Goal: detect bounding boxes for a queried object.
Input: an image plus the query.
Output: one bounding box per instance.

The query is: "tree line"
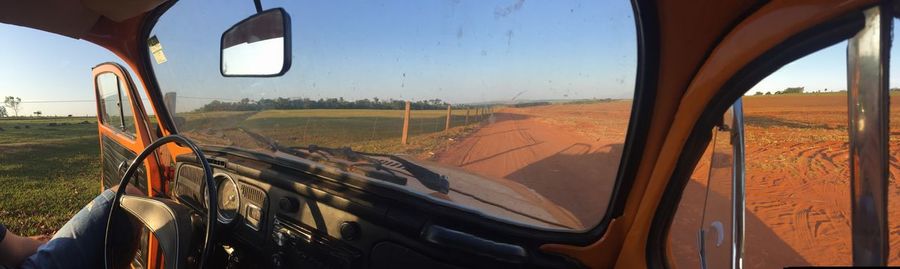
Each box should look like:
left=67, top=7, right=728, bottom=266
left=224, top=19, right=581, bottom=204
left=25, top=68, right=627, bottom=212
left=751, top=86, right=850, bottom=96
left=194, top=97, right=470, bottom=112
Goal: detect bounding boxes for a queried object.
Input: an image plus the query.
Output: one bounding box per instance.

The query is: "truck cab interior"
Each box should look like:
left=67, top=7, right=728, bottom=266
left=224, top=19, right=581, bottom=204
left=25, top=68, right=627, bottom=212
left=0, top=0, right=896, bottom=268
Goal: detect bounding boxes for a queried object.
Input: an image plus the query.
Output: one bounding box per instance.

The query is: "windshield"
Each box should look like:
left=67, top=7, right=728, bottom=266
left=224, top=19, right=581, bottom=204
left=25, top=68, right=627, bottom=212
left=148, top=0, right=636, bottom=231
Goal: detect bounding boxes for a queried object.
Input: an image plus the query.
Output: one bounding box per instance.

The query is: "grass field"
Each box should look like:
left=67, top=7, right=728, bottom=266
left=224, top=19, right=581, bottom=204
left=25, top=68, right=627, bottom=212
left=178, top=108, right=487, bottom=156
left=0, top=109, right=489, bottom=236
left=0, top=117, right=100, bottom=236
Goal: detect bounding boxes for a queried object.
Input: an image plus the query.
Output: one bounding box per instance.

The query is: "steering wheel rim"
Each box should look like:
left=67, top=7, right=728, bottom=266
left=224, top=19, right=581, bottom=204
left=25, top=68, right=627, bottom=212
left=104, top=134, right=218, bottom=269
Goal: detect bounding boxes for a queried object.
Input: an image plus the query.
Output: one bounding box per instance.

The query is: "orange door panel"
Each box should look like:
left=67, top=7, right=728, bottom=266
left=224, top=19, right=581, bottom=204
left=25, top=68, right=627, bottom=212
left=92, top=62, right=164, bottom=269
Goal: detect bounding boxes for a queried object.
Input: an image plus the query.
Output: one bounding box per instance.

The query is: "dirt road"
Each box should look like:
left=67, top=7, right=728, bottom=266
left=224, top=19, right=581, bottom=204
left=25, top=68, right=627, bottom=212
left=436, top=96, right=899, bottom=268
left=671, top=95, right=900, bottom=268
left=434, top=103, right=630, bottom=228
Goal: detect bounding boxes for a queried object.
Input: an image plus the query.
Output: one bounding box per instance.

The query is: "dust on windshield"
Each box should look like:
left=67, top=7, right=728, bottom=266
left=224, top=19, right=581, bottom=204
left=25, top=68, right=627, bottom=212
left=149, top=0, right=636, bottom=231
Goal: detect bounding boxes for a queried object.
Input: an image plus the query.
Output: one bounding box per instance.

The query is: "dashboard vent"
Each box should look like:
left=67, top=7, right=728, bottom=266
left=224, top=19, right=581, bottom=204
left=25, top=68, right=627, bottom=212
left=208, top=158, right=227, bottom=167
left=178, top=165, right=204, bottom=188
left=240, top=183, right=266, bottom=205
left=175, top=165, right=205, bottom=206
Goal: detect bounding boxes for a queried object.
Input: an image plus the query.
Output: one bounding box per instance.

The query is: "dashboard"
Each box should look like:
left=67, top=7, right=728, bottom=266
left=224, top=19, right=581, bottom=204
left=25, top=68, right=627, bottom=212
left=171, top=151, right=580, bottom=269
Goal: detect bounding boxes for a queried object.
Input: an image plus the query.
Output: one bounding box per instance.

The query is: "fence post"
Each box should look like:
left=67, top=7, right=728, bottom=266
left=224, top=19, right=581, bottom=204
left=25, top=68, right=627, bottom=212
left=401, top=101, right=411, bottom=145
left=465, top=109, right=469, bottom=125
left=444, top=105, right=452, bottom=132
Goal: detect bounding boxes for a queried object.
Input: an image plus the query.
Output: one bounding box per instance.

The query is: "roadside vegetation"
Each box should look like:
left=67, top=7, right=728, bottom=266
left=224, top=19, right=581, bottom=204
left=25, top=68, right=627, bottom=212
left=0, top=117, right=100, bottom=236
left=178, top=108, right=488, bottom=158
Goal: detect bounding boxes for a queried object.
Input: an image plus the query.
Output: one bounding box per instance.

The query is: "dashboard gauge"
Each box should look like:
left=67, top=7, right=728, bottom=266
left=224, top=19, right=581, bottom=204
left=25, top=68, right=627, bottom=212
left=216, top=174, right=241, bottom=224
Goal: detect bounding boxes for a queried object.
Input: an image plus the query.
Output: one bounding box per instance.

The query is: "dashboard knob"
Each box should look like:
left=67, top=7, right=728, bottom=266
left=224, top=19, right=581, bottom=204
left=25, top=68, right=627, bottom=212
left=339, top=221, right=361, bottom=241
left=278, top=197, right=299, bottom=212
left=274, top=231, right=286, bottom=247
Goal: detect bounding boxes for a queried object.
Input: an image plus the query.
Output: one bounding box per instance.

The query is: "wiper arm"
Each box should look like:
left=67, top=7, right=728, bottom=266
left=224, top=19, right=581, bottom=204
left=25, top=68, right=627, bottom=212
left=388, top=156, right=450, bottom=194
left=234, top=129, right=408, bottom=186
left=303, top=145, right=450, bottom=194
left=229, top=130, right=447, bottom=193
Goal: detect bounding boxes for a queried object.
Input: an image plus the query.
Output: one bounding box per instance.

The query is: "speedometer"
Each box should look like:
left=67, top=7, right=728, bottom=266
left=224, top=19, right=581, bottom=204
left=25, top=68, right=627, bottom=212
left=215, top=174, right=240, bottom=224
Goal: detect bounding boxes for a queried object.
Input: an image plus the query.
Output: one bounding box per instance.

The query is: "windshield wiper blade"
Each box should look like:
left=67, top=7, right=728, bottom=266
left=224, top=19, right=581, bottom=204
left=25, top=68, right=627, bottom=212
left=301, top=144, right=450, bottom=194
left=232, top=128, right=408, bottom=186
left=387, top=156, right=450, bottom=194
left=229, top=129, right=447, bottom=193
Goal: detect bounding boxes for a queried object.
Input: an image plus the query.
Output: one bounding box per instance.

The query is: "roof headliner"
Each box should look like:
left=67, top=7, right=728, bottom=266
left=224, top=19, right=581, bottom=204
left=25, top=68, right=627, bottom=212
left=0, top=0, right=166, bottom=39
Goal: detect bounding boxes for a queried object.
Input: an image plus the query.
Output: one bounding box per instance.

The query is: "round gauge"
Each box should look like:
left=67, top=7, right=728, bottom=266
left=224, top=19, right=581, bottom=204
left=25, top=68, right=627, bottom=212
left=215, top=174, right=240, bottom=224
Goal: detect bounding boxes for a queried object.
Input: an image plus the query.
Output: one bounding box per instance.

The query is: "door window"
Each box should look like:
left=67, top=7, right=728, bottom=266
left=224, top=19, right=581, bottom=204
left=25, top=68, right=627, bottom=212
left=96, top=72, right=137, bottom=137
left=670, top=42, right=853, bottom=268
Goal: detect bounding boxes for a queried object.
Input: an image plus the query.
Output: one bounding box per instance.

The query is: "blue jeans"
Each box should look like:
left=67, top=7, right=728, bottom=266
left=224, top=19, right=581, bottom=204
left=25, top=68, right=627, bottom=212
left=20, top=189, right=125, bottom=269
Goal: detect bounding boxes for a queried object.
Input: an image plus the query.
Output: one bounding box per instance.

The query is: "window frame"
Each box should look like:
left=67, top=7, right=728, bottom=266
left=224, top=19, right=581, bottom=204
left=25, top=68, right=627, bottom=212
left=135, top=0, right=657, bottom=244
left=648, top=8, right=870, bottom=269
left=96, top=71, right=137, bottom=138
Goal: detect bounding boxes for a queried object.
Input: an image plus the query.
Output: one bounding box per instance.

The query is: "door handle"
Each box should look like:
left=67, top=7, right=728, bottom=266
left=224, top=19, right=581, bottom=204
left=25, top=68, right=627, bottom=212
left=698, top=220, right=725, bottom=269
left=118, top=160, right=131, bottom=175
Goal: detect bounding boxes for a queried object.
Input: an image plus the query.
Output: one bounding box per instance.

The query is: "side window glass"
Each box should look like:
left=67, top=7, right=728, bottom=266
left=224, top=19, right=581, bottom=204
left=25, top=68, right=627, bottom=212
left=888, top=17, right=900, bottom=267
left=96, top=72, right=136, bottom=137
left=119, top=79, right=136, bottom=135
left=671, top=42, right=852, bottom=268
left=698, top=105, right=738, bottom=269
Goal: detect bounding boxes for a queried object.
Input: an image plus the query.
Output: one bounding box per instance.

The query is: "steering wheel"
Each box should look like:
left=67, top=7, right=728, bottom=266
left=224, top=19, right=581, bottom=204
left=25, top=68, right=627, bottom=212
left=104, top=135, right=218, bottom=269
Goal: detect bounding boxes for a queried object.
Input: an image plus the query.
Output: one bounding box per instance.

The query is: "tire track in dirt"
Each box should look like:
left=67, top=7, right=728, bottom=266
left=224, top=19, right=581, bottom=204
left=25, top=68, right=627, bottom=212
left=434, top=106, right=626, bottom=227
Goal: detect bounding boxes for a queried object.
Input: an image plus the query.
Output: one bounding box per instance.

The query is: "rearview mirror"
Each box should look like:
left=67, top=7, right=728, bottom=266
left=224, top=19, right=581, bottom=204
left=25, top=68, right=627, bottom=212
left=220, top=8, right=291, bottom=77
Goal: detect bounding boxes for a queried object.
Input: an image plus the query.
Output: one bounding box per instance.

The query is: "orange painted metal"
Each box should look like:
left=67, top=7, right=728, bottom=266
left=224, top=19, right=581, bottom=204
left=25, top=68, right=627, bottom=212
left=72, top=1, right=881, bottom=269
left=92, top=63, right=163, bottom=195
left=92, top=62, right=166, bottom=269
left=541, top=1, right=877, bottom=268
left=86, top=18, right=168, bottom=268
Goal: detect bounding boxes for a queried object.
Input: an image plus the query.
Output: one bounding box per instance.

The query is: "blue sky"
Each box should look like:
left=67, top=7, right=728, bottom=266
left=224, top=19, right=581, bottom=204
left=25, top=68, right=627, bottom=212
left=0, top=1, right=897, bottom=116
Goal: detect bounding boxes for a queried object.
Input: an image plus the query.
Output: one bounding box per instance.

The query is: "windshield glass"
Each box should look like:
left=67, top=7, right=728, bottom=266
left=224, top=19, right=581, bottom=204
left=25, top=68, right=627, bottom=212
left=149, top=0, right=636, bottom=230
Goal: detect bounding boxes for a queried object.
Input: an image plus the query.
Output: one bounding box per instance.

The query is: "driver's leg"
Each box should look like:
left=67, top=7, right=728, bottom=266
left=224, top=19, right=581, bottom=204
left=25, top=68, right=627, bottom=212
left=20, top=186, right=139, bottom=269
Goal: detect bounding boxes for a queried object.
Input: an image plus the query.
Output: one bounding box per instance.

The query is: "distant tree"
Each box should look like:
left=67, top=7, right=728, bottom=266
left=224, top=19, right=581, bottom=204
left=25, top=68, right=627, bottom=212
left=753, top=92, right=763, bottom=96
left=33, top=111, right=42, bottom=117
left=4, top=96, right=22, bottom=117
left=782, top=87, right=804, bottom=94
left=765, top=91, right=772, bottom=95
left=67, top=114, right=73, bottom=117
left=196, top=97, right=451, bottom=112
left=0, top=107, right=6, bottom=117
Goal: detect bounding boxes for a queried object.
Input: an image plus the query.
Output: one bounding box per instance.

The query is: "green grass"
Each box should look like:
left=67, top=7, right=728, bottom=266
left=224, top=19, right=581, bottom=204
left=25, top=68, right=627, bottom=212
left=0, top=117, right=101, bottom=236
left=0, top=110, right=489, bottom=235
left=178, top=109, right=487, bottom=154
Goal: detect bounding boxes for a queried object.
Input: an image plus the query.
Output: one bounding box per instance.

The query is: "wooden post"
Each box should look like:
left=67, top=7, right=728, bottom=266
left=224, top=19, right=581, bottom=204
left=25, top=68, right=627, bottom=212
left=163, top=92, right=177, bottom=120
left=465, top=109, right=469, bottom=125
left=401, top=101, right=411, bottom=145
left=444, top=105, right=452, bottom=132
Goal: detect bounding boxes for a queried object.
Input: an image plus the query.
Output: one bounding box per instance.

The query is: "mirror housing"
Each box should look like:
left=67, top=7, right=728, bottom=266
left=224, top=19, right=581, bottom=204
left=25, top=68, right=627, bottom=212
left=220, top=8, right=292, bottom=77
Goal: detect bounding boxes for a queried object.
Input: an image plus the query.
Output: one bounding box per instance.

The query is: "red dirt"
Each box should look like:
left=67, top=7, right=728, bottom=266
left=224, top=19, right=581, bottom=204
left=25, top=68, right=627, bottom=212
left=435, top=95, right=900, bottom=268
left=434, top=102, right=631, bottom=228
left=671, top=94, right=900, bottom=268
